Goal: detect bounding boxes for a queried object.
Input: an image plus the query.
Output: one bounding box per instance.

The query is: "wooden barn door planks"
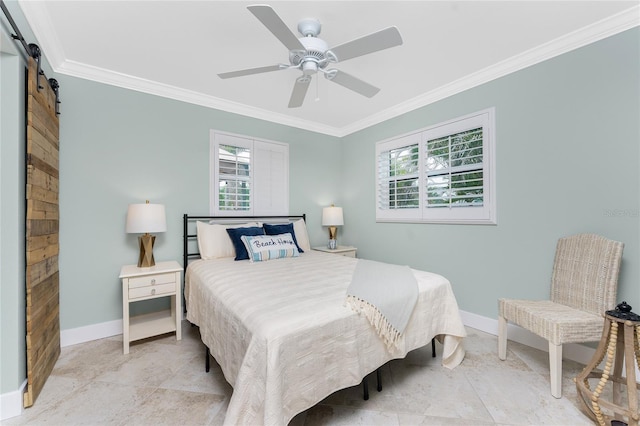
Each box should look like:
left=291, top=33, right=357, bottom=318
left=24, top=56, right=61, bottom=408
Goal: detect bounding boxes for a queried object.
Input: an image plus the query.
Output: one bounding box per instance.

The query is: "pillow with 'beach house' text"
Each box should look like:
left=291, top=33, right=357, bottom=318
left=240, top=233, right=300, bottom=262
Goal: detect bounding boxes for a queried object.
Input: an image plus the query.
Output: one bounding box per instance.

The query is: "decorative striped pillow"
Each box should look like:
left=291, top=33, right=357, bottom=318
left=240, top=233, right=300, bottom=262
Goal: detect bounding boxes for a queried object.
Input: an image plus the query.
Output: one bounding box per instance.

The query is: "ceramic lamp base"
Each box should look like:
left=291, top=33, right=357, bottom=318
left=137, top=233, right=156, bottom=268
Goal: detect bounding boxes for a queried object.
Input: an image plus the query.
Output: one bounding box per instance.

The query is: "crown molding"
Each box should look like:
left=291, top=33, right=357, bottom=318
left=18, top=0, right=65, bottom=70
left=20, top=2, right=639, bottom=138
left=340, top=5, right=640, bottom=136
left=56, top=59, right=342, bottom=137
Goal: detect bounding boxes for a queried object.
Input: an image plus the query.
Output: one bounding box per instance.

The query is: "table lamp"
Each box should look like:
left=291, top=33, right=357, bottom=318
left=322, top=205, right=343, bottom=250
left=126, top=201, right=166, bottom=267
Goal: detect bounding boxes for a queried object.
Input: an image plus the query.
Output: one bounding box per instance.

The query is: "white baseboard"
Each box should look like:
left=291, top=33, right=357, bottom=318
left=0, top=379, right=26, bottom=421
left=60, top=319, right=122, bottom=348
left=1, top=321, right=122, bottom=420
left=3, top=310, right=638, bottom=420
left=460, top=309, right=640, bottom=378
left=459, top=309, right=596, bottom=364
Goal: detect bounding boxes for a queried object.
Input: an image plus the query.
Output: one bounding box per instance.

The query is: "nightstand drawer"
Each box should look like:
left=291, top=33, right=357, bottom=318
left=312, top=246, right=357, bottom=258
left=129, top=282, right=176, bottom=299
left=120, top=261, right=183, bottom=354
left=128, top=272, right=176, bottom=289
left=339, top=251, right=356, bottom=258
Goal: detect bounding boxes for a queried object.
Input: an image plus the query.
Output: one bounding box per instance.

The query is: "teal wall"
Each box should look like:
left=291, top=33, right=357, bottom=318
left=340, top=28, right=639, bottom=318
left=1, top=0, right=638, bottom=401
left=0, top=49, right=27, bottom=394
left=55, top=76, right=341, bottom=328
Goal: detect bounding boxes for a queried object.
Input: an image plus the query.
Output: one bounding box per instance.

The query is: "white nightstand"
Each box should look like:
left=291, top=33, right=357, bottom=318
left=119, top=260, right=183, bottom=354
left=313, top=245, right=357, bottom=258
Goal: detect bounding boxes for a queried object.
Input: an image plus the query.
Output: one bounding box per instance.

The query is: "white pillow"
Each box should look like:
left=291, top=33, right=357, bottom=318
left=241, top=233, right=300, bottom=262
left=196, top=221, right=258, bottom=259
left=292, top=219, right=311, bottom=252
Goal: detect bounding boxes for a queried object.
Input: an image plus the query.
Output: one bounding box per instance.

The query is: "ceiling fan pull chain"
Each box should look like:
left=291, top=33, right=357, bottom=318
left=315, top=74, right=320, bottom=102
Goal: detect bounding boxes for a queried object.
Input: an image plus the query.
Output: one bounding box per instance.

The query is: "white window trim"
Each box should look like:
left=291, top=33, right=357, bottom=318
left=376, top=108, right=496, bottom=225
left=210, top=130, right=289, bottom=217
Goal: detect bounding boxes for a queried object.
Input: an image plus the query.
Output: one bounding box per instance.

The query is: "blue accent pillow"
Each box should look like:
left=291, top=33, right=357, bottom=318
left=263, top=223, right=304, bottom=253
left=226, top=227, right=265, bottom=260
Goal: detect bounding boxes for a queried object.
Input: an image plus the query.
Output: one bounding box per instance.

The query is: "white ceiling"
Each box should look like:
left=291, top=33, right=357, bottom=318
left=19, top=1, right=639, bottom=137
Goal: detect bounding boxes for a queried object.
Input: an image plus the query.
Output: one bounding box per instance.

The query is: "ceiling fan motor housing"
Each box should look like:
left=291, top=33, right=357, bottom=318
left=290, top=36, right=330, bottom=75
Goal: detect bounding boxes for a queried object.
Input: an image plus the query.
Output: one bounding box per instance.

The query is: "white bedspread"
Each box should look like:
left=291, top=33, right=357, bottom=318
left=185, top=251, right=466, bottom=426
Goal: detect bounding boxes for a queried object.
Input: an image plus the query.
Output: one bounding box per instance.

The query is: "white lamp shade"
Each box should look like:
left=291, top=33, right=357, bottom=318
left=126, top=203, right=167, bottom=234
left=322, top=206, right=344, bottom=226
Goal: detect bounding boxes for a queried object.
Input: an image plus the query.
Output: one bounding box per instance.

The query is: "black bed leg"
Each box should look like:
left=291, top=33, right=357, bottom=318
left=376, top=368, right=382, bottom=392
left=431, top=337, right=436, bottom=358
left=362, top=376, right=370, bottom=400
left=205, top=346, right=210, bottom=373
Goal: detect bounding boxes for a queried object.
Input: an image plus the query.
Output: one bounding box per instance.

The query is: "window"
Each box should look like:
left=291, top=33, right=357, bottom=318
left=211, top=131, right=289, bottom=216
left=376, top=108, right=496, bottom=224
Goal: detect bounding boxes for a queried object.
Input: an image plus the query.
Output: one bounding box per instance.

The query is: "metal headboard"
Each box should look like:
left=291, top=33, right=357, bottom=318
left=182, top=214, right=306, bottom=270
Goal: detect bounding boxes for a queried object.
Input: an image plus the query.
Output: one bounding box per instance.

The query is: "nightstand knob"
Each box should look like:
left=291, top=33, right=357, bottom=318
left=151, top=288, right=156, bottom=295
left=151, top=279, right=156, bottom=285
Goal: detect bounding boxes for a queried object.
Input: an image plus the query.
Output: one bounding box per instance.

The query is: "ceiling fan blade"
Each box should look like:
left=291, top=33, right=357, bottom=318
left=247, top=5, right=305, bottom=52
left=288, top=77, right=311, bottom=108
left=326, top=70, right=380, bottom=98
left=218, top=65, right=283, bottom=79
left=329, top=26, right=403, bottom=62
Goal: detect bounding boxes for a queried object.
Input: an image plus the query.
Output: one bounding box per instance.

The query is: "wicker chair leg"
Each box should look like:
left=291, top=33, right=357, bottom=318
left=549, top=342, right=562, bottom=398
left=498, top=316, right=507, bottom=360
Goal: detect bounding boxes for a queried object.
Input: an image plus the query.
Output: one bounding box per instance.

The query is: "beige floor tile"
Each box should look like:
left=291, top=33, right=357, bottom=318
left=121, top=388, right=226, bottom=426
left=3, top=322, right=609, bottom=426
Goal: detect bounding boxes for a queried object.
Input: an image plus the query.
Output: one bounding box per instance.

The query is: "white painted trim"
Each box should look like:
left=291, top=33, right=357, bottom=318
left=16, top=0, right=65, bottom=71
left=58, top=308, right=632, bottom=369
left=60, top=318, right=122, bottom=348
left=19, top=3, right=640, bottom=137
left=3, top=309, right=638, bottom=420
left=340, top=6, right=640, bottom=137
left=0, top=379, right=26, bottom=421
left=460, top=309, right=640, bottom=379
left=55, top=60, right=342, bottom=138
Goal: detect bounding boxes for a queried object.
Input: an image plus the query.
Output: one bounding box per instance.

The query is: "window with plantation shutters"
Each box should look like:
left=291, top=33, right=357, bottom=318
left=425, top=127, right=484, bottom=208
left=376, top=133, right=422, bottom=221
left=211, top=131, right=289, bottom=216
left=218, top=143, right=251, bottom=211
left=376, top=108, right=496, bottom=224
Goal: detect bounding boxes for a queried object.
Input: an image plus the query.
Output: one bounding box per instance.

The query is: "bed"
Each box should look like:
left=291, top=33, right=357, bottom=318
left=183, top=214, right=466, bottom=425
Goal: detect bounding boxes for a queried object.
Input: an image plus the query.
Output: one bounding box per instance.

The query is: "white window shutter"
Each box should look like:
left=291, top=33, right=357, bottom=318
left=253, top=140, right=289, bottom=215
left=376, top=132, right=422, bottom=221
left=210, top=131, right=289, bottom=216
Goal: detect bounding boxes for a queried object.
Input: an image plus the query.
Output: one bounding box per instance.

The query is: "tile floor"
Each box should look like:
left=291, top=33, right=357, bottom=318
left=3, top=321, right=599, bottom=425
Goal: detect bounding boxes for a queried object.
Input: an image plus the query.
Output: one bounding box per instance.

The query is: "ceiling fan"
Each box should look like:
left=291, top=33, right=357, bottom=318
left=218, top=5, right=403, bottom=108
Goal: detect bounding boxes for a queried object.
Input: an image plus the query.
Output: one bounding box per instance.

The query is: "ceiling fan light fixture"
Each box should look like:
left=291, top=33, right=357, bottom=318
left=302, top=61, right=318, bottom=76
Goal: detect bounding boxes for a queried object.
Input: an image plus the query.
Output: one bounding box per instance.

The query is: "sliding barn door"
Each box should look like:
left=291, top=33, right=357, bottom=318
left=24, top=56, right=60, bottom=408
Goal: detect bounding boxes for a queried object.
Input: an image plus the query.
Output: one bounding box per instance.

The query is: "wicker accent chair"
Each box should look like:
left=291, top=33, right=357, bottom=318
left=498, top=233, right=624, bottom=399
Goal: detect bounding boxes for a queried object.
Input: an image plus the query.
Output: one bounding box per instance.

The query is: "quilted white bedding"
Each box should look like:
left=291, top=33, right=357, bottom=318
left=185, top=250, right=466, bottom=425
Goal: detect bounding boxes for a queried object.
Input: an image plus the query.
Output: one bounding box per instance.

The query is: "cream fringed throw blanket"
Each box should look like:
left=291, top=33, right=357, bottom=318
left=346, top=259, right=418, bottom=350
